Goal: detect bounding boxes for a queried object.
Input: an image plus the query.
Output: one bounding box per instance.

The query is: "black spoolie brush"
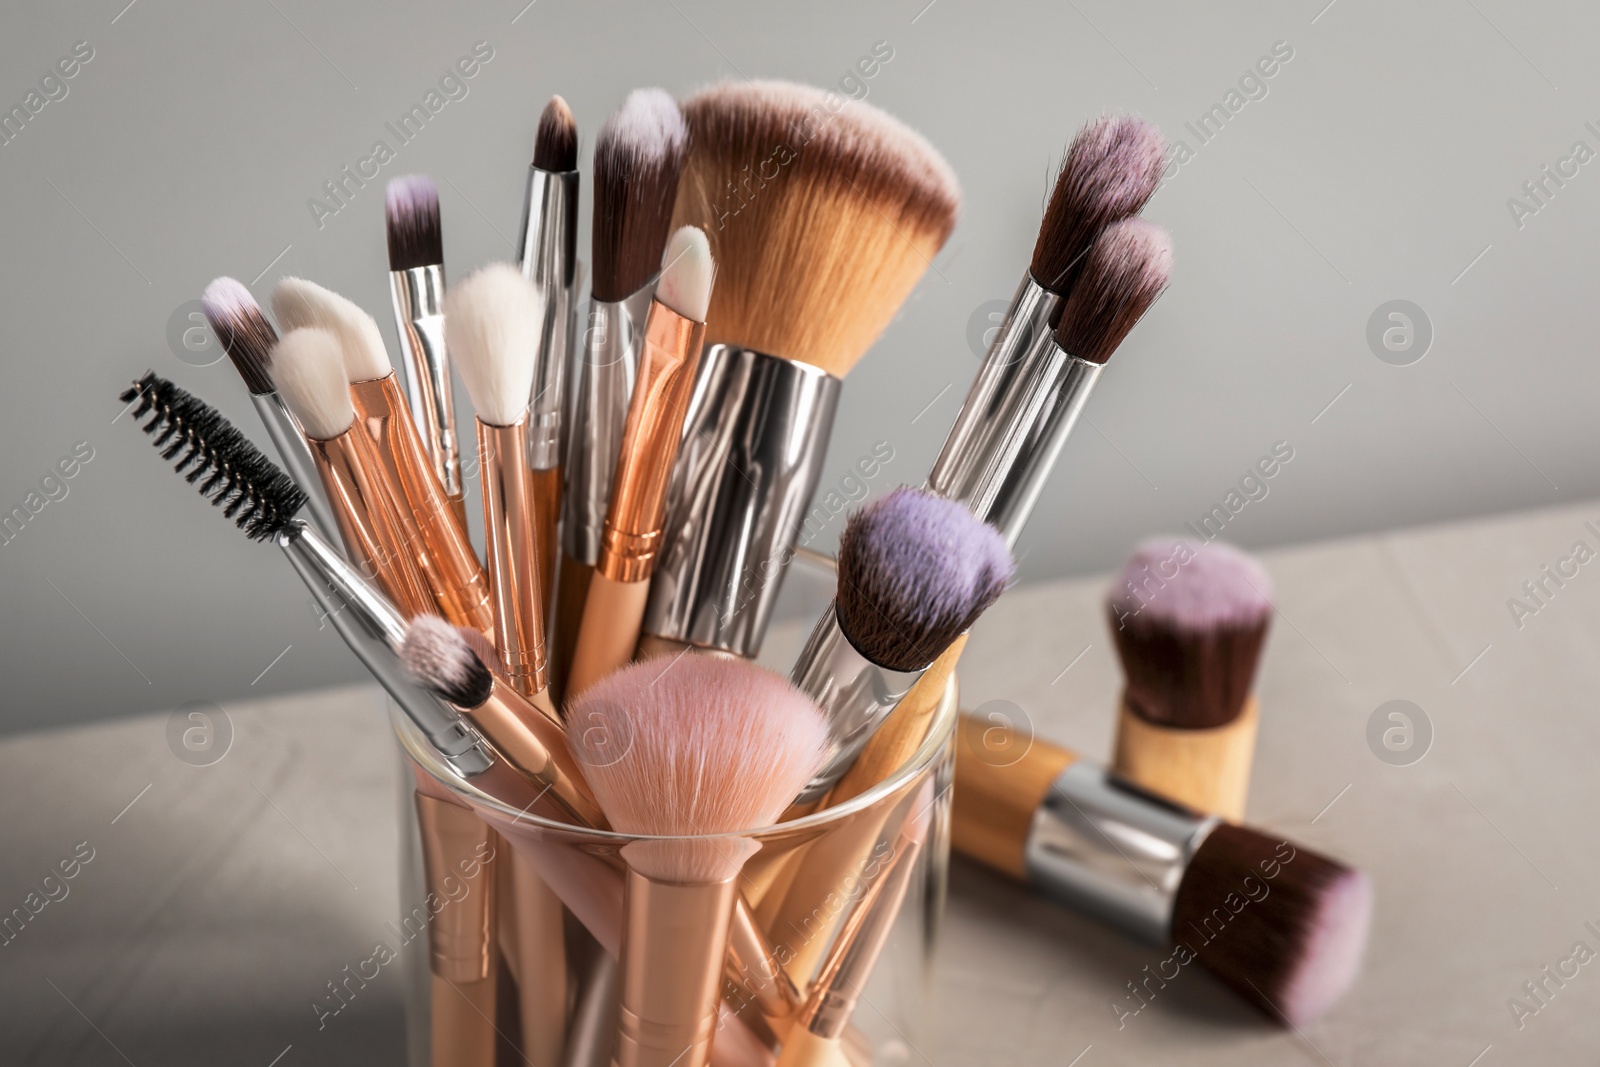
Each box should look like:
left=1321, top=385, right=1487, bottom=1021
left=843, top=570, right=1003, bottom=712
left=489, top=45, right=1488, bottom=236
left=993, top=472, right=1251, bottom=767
left=120, top=372, right=306, bottom=540
left=117, top=372, right=501, bottom=779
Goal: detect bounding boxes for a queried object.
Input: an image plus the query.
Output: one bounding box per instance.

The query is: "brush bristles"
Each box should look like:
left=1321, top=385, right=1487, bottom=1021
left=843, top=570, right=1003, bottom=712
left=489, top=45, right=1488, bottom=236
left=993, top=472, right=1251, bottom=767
left=1107, top=538, right=1271, bottom=729
left=674, top=80, right=960, bottom=377
left=592, top=88, right=688, bottom=301
left=201, top=277, right=278, bottom=395
left=269, top=327, right=355, bottom=440
left=1173, top=825, right=1371, bottom=1027
left=1054, top=218, right=1170, bottom=365
left=385, top=175, right=443, bottom=271
left=533, top=95, right=578, bottom=172
left=1031, top=114, right=1165, bottom=296
left=401, top=615, right=494, bottom=708
left=119, top=372, right=307, bottom=540
left=654, top=225, right=714, bottom=322
left=271, top=277, right=392, bottom=383
left=835, top=487, right=1014, bottom=672
left=567, top=656, right=828, bottom=881
left=442, top=263, right=543, bottom=427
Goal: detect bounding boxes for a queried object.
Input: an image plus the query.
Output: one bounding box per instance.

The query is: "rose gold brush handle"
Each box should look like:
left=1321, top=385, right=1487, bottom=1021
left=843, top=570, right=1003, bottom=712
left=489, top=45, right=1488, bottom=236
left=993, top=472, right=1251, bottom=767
left=567, top=305, right=704, bottom=698
left=616, top=867, right=740, bottom=1067
left=530, top=464, right=562, bottom=642
left=478, top=417, right=549, bottom=697
left=308, top=430, right=433, bottom=617
left=353, top=375, right=492, bottom=633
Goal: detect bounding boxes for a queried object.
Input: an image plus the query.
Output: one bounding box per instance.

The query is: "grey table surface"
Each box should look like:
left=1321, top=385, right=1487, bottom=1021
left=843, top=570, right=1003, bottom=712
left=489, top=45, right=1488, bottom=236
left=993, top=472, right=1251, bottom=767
left=5, top=499, right=1600, bottom=1065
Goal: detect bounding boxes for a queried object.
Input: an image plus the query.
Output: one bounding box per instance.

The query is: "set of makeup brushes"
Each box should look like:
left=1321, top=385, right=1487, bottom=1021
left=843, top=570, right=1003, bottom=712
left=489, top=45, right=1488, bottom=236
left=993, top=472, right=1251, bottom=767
left=117, top=78, right=1370, bottom=1067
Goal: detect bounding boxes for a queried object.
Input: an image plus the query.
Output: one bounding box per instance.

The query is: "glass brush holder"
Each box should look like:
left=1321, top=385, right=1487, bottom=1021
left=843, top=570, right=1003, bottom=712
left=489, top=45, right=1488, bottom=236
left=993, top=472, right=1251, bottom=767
left=391, top=672, right=957, bottom=1067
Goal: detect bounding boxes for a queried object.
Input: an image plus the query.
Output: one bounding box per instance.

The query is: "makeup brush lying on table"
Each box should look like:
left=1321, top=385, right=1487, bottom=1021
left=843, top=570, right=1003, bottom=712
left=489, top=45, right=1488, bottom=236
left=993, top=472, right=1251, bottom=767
left=640, top=79, right=961, bottom=662
left=1108, top=538, right=1273, bottom=821
left=566, top=655, right=829, bottom=1067
left=832, top=217, right=1173, bottom=806
left=952, top=713, right=1371, bottom=1026
left=516, top=97, right=582, bottom=613
left=565, top=225, right=713, bottom=697
left=200, top=277, right=340, bottom=541
left=558, top=88, right=688, bottom=694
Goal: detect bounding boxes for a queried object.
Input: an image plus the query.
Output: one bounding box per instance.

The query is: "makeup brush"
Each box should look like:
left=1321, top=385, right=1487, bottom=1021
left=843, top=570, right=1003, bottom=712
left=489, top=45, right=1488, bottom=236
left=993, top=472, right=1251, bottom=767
left=401, top=615, right=602, bottom=825
left=567, top=655, right=828, bottom=1067
left=776, top=786, right=933, bottom=1067
left=928, top=114, right=1163, bottom=543
left=836, top=218, right=1173, bottom=809
left=762, top=487, right=1008, bottom=984
left=385, top=175, right=469, bottom=530
left=641, top=80, right=960, bottom=662
left=951, top=713, right=1371, bottom=1026
left=1108, top=538, right=1273, bottom=821
left=274, top=277, right=493, bottom=634
left=445, top=263, right=550, bottom=697
left=409, top=616, right=807, bottom=1028
left=117, top=372, right=574, bottom=1067
left=565, top=226, right=713, bottom=697
left=200, top=277, right=341, bottom=542
left=268, top=327, right=433, bottom=616
left=518, top=96, right=582, bottom=621
left=790, top=487, right=1013, bottom=805
left=558, top=88, right=688, bottom=695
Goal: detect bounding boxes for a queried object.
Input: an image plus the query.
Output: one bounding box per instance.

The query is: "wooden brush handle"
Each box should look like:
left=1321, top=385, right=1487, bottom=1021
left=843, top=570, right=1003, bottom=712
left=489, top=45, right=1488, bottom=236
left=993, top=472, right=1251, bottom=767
left=1111, top=693, right=1258, bottom=822
left=567, top=572, right=650, bottom=698
left=827, top=635, right=967, bottom=805
left=551, top=550, right=593, bottom=705
left=950, top=712, right=1076, bottom=881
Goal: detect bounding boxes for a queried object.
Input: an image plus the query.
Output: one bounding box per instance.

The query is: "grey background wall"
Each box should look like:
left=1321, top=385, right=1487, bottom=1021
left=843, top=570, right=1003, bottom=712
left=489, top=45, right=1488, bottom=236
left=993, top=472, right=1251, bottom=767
left=1, top=0, right=1595, bottom=734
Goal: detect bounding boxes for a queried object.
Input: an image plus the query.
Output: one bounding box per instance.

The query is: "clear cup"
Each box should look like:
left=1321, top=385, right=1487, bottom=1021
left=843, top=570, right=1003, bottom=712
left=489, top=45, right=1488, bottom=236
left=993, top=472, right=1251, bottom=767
left=392, top=672, right=957, bottom=1067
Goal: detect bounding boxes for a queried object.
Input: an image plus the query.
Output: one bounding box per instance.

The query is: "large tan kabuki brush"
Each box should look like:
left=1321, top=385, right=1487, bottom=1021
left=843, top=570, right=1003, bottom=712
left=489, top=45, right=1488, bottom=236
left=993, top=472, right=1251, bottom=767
left=642, top=80, right=960, bottom=661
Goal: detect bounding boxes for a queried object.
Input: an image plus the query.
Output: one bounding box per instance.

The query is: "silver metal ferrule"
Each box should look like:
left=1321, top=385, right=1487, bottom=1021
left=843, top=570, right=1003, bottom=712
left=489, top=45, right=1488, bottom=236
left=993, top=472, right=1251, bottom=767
left=561, top=286, right=654, bottom=564
left=518, top=167, right=578, bottom=470
left=643, top=345, right=842, bottom=659
left=927, top=273, right=1106, bottom=547
left=789, top=604, right=924, bottom=803
left=251, top=391, right=340, bottom=545
left=1023, top=761, right=1220, bottom=945
left=275, top=520, right=493, bottom=776
left=388, top=264, right=464, bottom=500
